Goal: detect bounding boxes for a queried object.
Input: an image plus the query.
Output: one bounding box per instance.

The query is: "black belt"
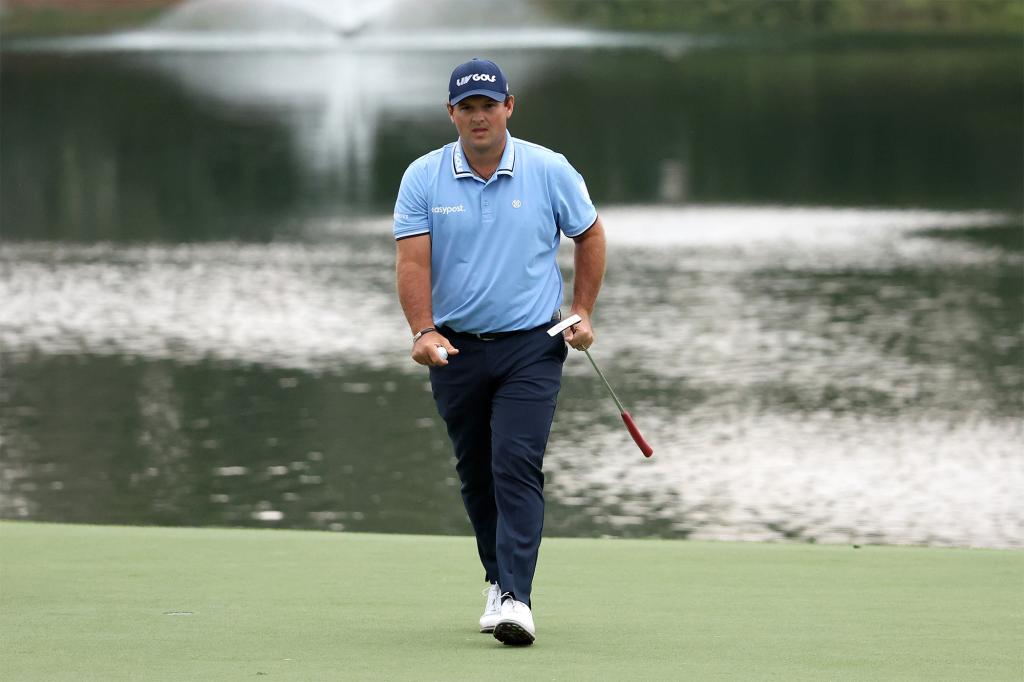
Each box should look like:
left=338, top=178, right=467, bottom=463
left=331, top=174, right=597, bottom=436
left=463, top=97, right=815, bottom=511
left=438, top=313, right=561, bottom=342
left=437, top=326, right=527, bottom=341
left=439, top=317, right=562, bottom=341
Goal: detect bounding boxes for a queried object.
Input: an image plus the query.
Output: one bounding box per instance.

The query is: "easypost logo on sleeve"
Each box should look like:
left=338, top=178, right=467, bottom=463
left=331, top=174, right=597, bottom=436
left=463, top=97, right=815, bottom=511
left=432, top=204, right=466, bottom=215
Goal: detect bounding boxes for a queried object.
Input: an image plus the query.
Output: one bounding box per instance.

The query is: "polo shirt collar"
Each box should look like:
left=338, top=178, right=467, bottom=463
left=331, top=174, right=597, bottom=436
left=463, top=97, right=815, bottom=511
left=452, top=132, right=516, bottom=180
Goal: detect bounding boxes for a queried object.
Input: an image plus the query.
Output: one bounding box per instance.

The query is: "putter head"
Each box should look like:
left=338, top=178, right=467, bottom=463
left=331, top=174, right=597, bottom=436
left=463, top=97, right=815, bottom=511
left=546, top=313, right=583, bottom=337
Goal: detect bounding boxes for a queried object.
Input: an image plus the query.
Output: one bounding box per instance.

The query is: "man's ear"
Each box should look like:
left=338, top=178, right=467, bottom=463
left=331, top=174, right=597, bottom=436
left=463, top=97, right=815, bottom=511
left=504, top=95, right=515, bottom=117
left=446, top=102, right=455, bottom=121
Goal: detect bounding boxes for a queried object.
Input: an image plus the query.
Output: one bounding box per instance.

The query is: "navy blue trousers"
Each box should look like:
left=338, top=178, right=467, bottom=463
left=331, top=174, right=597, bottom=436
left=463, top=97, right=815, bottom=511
left=429, top=324, right=567, bottom=607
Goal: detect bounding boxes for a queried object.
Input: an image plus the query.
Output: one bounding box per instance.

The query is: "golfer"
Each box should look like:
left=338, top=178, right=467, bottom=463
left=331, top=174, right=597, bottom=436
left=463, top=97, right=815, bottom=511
left=393, top=58, right=606, bottom=646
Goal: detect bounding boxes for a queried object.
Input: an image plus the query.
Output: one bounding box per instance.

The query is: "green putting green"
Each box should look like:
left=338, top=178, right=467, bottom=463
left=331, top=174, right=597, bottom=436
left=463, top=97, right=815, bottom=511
left=1, top=522, right=1020, bottom=680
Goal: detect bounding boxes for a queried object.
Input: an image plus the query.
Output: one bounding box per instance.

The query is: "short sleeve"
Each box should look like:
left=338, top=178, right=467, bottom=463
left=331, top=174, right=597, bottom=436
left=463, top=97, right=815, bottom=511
left=549, top=155, right=598, bottom=238
left=393, top=161, right=430, bottom=240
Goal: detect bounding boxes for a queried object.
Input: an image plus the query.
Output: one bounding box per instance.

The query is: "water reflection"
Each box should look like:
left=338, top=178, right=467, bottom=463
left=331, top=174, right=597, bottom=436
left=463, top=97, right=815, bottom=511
left=1, top=359, right=465, bottom=531
left=3, top=357, right=1020, bottom=547
left=2, top=207, right=1014, bottom=373
left=1, top=207, right=1020, bottom=546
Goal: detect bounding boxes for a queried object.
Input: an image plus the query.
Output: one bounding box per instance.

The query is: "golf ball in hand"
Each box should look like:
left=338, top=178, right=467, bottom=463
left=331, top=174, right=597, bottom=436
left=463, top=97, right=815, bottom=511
left=436, top=346, right=448, bottom=361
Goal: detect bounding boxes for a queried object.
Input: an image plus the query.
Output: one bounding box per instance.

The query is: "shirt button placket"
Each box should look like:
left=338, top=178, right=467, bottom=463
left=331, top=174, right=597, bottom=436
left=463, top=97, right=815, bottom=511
left=481, top=187, right=493, bottom=223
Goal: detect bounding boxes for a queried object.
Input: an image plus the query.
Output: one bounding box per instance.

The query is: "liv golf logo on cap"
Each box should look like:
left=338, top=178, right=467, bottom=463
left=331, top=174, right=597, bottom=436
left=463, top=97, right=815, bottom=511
left=448, top=58, right=510, bottom=105
left=456, top=73, right=497, bottom=87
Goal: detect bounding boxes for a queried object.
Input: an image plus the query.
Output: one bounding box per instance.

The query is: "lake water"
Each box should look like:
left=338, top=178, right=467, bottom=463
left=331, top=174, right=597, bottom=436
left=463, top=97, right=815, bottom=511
left=1, top=20, right=1021, bottom=547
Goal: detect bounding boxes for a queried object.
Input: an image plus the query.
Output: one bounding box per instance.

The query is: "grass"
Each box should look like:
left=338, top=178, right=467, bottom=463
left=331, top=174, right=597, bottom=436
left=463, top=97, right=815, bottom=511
left=1, top=521, right=1021, bottom=680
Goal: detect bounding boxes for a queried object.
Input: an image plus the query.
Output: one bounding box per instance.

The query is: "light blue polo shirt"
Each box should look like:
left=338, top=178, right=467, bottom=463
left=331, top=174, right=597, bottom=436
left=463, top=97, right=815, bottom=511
left=394, top=132, right=597, bottom=334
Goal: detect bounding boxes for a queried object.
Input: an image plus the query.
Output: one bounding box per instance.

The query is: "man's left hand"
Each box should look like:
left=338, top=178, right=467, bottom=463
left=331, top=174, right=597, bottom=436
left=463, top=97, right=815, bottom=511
left=563, top=310, right=594, bottom=351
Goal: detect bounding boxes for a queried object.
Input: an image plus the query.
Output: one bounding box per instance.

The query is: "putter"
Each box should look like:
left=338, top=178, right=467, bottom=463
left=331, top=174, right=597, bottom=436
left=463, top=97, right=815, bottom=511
left=548, top=314, right=654, bottom=458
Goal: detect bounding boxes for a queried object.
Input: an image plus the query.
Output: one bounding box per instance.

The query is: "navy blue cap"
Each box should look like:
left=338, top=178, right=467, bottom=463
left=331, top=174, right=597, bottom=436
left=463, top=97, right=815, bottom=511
left=448, top=58, right=510, bottom=105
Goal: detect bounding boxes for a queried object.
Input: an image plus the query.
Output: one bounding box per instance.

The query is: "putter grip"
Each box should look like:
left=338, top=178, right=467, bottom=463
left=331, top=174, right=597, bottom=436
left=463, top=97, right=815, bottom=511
left=621, top=411, right=654, bottom=457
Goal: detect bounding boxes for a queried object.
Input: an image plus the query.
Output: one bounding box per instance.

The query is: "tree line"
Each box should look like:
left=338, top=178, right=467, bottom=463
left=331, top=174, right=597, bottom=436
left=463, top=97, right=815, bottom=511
left=534, top=0, right=1024, bottom=34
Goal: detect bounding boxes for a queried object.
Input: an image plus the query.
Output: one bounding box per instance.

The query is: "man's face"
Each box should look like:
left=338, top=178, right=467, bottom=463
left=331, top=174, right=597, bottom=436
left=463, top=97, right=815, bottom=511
left=447, top=94, right=515, bottom=156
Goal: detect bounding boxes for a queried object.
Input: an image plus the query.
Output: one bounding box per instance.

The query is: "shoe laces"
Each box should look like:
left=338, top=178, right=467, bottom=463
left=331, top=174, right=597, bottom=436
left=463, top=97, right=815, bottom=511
left=499, top=592, right=529, bottom=615
left=482, top=583, right=500, bottom=610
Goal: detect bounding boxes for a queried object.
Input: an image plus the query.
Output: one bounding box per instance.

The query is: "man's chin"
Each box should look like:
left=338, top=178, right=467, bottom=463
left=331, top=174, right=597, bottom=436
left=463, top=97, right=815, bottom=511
left=467, top=133, right=503, bottom=151
left=464, top=140, right=492, bottom=154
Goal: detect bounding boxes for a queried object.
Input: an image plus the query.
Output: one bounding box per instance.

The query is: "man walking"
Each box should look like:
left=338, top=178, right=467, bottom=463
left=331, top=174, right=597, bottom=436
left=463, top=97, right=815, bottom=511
left=393, top=58, right=606, bottom=646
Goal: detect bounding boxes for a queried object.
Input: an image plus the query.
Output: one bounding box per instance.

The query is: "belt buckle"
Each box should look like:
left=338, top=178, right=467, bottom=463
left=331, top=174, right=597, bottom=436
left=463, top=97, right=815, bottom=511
left=475, top=332, right=498, bottom=341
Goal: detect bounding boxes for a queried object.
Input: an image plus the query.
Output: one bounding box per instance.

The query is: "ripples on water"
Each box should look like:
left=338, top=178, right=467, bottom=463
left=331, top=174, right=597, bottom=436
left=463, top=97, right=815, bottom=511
left=2, top=206, right=1021, bottom=547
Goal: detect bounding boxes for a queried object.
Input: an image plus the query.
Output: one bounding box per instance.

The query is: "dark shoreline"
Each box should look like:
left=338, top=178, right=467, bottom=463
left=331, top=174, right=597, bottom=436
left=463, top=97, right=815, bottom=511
left=1, top=0, right=184, bottom=38
left=3, top=0, right=1022, bottom=39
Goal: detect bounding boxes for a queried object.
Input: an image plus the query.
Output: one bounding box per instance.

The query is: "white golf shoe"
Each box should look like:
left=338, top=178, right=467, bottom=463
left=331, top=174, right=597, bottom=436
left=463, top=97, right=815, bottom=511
left=492, top=594, right=536, bottom=646
left=479, top=582, right=501, bottom=633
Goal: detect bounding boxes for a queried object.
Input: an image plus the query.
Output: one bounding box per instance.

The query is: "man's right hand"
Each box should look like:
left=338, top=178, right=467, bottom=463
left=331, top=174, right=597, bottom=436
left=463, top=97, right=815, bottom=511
left=412, top=331, right=459, bottom=367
